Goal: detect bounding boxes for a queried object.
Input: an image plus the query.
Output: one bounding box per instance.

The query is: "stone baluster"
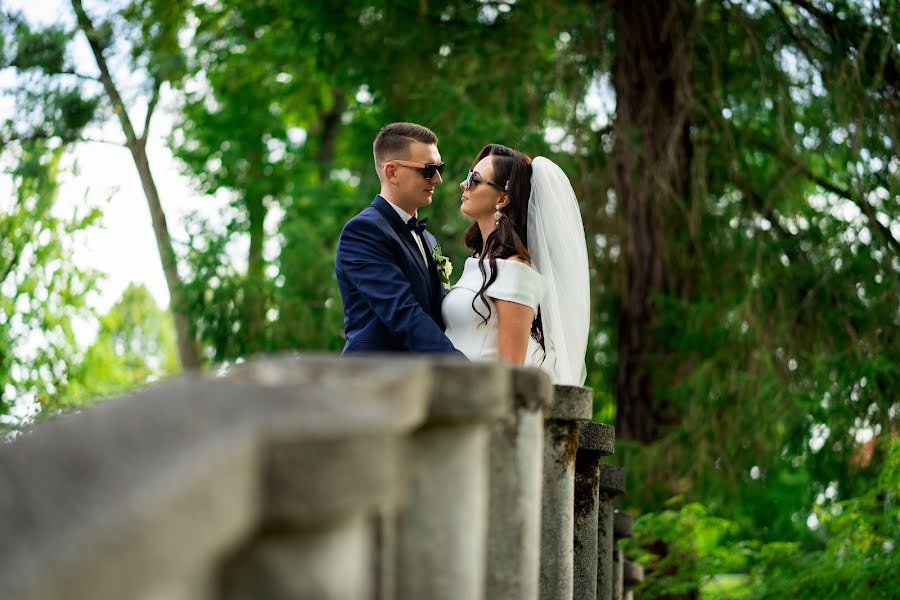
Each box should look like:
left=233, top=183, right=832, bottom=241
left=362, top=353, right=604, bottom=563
left=218, top=355, right=430, bottom=600
left=540, top=385, right=593, bottom=600
left=611, top=510, right=633, bottom=600
left=0, top=355, right=430, bottom=600
left=486, top=367, right=553, bottom=600
left=623, top=560, right=644, bottom=600
left=394, top=360, right=510, bottom=600
left=572, top=422, right=616, bottom=600
left=596, top=465, right=626, bottom=600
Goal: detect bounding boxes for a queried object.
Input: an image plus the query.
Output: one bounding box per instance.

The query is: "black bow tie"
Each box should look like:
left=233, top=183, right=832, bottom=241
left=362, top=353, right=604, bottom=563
left=406, top=216, right=428, bottom=235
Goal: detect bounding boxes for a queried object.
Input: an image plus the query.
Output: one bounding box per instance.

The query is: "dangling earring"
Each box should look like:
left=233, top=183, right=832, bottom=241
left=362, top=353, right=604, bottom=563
left=494, top=204, right=502, bottom=224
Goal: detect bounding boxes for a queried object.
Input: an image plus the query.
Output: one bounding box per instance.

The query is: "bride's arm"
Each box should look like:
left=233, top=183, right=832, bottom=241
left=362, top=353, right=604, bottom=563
left=496, top=299, right=534, bottom=365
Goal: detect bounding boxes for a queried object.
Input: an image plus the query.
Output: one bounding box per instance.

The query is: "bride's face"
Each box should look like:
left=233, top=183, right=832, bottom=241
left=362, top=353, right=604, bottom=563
left=459, top=156, right=506, bottom=221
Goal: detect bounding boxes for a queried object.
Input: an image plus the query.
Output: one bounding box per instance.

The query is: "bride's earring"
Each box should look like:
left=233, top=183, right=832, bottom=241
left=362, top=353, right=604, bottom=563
left=494, top=204, right=502, bottom=224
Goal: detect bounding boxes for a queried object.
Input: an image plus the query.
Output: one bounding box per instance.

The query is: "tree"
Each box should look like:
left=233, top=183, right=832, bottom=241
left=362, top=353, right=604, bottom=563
left=161, top=0, right=582, bottom=360
left=0, top=143, right=102, bottom=433
left=62, top=283, right=179, bottom=405
left=70, top=0, right=200, bottom=369
left=610, top=0, right=695, bottom=444
left=2, top=1, right=200, bottom=369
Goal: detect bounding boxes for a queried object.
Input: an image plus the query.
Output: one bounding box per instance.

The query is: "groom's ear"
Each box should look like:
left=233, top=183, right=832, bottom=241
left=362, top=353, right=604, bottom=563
left=381, top=161, right=397, bottom=184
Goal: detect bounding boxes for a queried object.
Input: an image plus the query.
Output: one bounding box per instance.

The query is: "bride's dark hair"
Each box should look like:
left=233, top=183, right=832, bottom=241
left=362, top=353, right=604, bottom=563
left=464, top=144, right=545, bottom=352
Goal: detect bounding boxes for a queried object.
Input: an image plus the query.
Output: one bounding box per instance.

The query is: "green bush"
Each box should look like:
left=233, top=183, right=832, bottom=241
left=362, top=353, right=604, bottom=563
left=626, top=439, right=900, bottom=599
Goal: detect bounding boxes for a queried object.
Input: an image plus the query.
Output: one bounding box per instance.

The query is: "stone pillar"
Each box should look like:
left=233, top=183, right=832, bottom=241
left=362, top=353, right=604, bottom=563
left=623, top=560, right=644, bottom=600
left=540, top=385, right=593, bottom=600
left=486, top=367, right=553, bottom=600
left=611, top=510, right=633, bottom=600
left=0, top=354, right=431, bottom=600
left=597, top=465, right=626, bottom=600
left=572, top=423, right=615, bottom=600
left=612, top=546, right=623, bottom=600
left=219, top=355, right=431, bottom=600
left=372, top=512, right=397, bottom=600
left=394, top=360, right=510, bottom=600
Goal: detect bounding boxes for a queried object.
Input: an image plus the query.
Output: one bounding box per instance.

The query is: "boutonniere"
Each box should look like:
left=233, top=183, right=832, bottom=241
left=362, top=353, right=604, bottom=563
left=432, top=244, right=453, bottom=290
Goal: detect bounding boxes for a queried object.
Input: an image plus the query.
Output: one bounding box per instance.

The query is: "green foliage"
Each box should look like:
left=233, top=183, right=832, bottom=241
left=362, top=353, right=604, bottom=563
left=0, top=14, right=101, bottom=146
left=1, top=2, right=897, bottom=596
left=9, top=23, right=69, bottom=73
left=628, top=438, right=900, bottom=599
left=164, top=0, right=586, bottom=361
left=62, top=284, right=179, bottom=407
left=609, top=0, right=899, bottom=546
left=0, top=143, right=101, bottom=432
left=0, top=143, right=178, bottom=426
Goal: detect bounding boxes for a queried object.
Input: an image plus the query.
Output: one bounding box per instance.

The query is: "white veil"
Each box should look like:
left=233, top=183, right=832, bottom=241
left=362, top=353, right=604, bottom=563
left=527, top=157, right=590, bottom=385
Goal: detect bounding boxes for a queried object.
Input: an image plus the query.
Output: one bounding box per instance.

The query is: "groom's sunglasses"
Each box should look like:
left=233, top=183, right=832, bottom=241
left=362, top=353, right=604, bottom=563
left=387, top=159, right=446, bottom=180
left=465, top=170, right=506, bottom=193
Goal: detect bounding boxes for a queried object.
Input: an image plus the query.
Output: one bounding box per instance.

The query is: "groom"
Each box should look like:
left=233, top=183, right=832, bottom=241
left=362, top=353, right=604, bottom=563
left=335, top=122, right=462, bottom=355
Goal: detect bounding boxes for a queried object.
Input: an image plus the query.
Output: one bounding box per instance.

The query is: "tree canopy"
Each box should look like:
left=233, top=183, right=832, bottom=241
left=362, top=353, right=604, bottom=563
left=1, top=0, right=897, bottom=595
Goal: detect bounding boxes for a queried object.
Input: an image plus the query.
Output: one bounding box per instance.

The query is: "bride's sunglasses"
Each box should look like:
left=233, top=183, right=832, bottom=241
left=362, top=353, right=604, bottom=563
left=465, top=170, right=506, bottom=192
left=387, top=159, right=446, bottom=180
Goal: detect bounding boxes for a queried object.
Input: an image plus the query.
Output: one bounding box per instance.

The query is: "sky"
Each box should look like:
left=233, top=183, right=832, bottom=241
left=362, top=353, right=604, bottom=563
left=1, top=0, right=232, bottom=346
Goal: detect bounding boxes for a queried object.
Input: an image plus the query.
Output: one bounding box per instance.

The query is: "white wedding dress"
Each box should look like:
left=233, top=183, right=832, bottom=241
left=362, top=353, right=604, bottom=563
left=442, top=157, right=591, bottom=386
left=443, top=257, right=546, bottom=366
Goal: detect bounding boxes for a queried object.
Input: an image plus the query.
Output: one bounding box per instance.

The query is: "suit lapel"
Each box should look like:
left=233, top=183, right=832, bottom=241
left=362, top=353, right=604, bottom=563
left=422, top=231, right=443, bottom=305
left=422, top=232, right=439, bottom=280
left=372, top=196, right=430, bottom=281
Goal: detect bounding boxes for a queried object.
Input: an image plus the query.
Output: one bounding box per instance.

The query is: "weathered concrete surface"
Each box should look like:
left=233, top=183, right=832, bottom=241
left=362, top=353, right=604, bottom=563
left=597, top=499, right=616, bottom=600
left=0, top=356, right=430, bottom=600
left=423, top=359, right=512, bottom=422
left=220, top=513, right=372, bottom=600
left=394, top=362, right=509, bottom=600
left=540, top=385, right=593, bottom=600
left=372, top=512, right=397, bottom=600
left=598, top=466, right=627, bottom=600
left=572, top=423, right=615, bottom=600
left=612, top=545, right=624, bottom=600
left=601, top=466, right=626, bottom=499
left=611, top=509, right=632, bottom=600
left=573, top=451, right=600, bottom=600
left=545, top=385, right=593, bottom=420
left=613, top=509, right=633, bottom=540
left=486, top=367, right=553, bottom=600
left=510, top=365, right=554, bottom=412
left=576, top=421, right=615, bottom=455
left=623, top=560, right=645, bottom=600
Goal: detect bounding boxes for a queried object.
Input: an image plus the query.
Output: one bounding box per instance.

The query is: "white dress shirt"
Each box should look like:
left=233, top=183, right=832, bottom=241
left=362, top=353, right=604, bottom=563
left=383, top=196, right=429, bottom=264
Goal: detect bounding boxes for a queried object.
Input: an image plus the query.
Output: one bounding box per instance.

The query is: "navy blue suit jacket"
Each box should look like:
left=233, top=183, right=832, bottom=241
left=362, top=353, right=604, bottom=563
left=335, top=195, right=462, bottom=354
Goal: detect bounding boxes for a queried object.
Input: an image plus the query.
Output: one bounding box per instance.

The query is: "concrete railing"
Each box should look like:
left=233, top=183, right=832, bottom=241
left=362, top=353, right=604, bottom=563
left=0, top=354, right=642, bottom=600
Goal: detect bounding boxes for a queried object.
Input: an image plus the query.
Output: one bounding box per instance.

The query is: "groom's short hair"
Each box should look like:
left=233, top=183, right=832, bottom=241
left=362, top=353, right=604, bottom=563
left=373, top=122, right=438, bottom=178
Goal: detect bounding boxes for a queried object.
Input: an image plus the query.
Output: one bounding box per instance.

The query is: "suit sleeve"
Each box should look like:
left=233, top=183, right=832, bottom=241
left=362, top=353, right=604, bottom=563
left=336, top=218, right=463, bottom=355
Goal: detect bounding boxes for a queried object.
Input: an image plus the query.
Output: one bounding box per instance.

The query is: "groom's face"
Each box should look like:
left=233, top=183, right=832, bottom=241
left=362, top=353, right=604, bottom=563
left=393, top=142, right=444, bottom=212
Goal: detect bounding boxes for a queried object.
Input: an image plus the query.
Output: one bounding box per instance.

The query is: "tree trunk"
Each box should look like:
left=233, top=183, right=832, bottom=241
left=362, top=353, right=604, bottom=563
left=243, top=160, right=266, bottom=355
left=316, top=91, right=346, bottom=183
left=612, top=0, right=693, bottom=444
left=72, top=0, right=201, bottom=370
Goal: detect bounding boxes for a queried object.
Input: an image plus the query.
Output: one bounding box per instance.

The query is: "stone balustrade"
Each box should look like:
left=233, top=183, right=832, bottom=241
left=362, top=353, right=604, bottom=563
left=0, top=354, right=643, bottom=599
left=623, top=560, right=645, bottom=600
left=572, top=422, right=616, bottom=600
left=597, top=465, right=627, bottom=600
left=612, top=509, right=635, bottom=600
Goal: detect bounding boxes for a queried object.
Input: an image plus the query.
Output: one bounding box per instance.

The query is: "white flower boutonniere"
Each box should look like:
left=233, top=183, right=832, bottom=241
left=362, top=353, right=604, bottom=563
left=432, top=244, right=453, bottom=290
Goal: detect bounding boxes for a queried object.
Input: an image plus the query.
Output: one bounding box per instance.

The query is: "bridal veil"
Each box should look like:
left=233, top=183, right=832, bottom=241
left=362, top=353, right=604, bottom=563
left=527, top=157, right=590, bottom=385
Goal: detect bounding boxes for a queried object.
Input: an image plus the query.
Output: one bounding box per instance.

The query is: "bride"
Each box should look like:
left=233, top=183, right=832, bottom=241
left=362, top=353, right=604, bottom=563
left=442, top=144, right=590, bottom=385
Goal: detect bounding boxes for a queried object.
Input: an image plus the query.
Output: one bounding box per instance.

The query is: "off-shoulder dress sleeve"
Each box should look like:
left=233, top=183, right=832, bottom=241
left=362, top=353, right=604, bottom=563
left=485, top=259, right=545, bottom=313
